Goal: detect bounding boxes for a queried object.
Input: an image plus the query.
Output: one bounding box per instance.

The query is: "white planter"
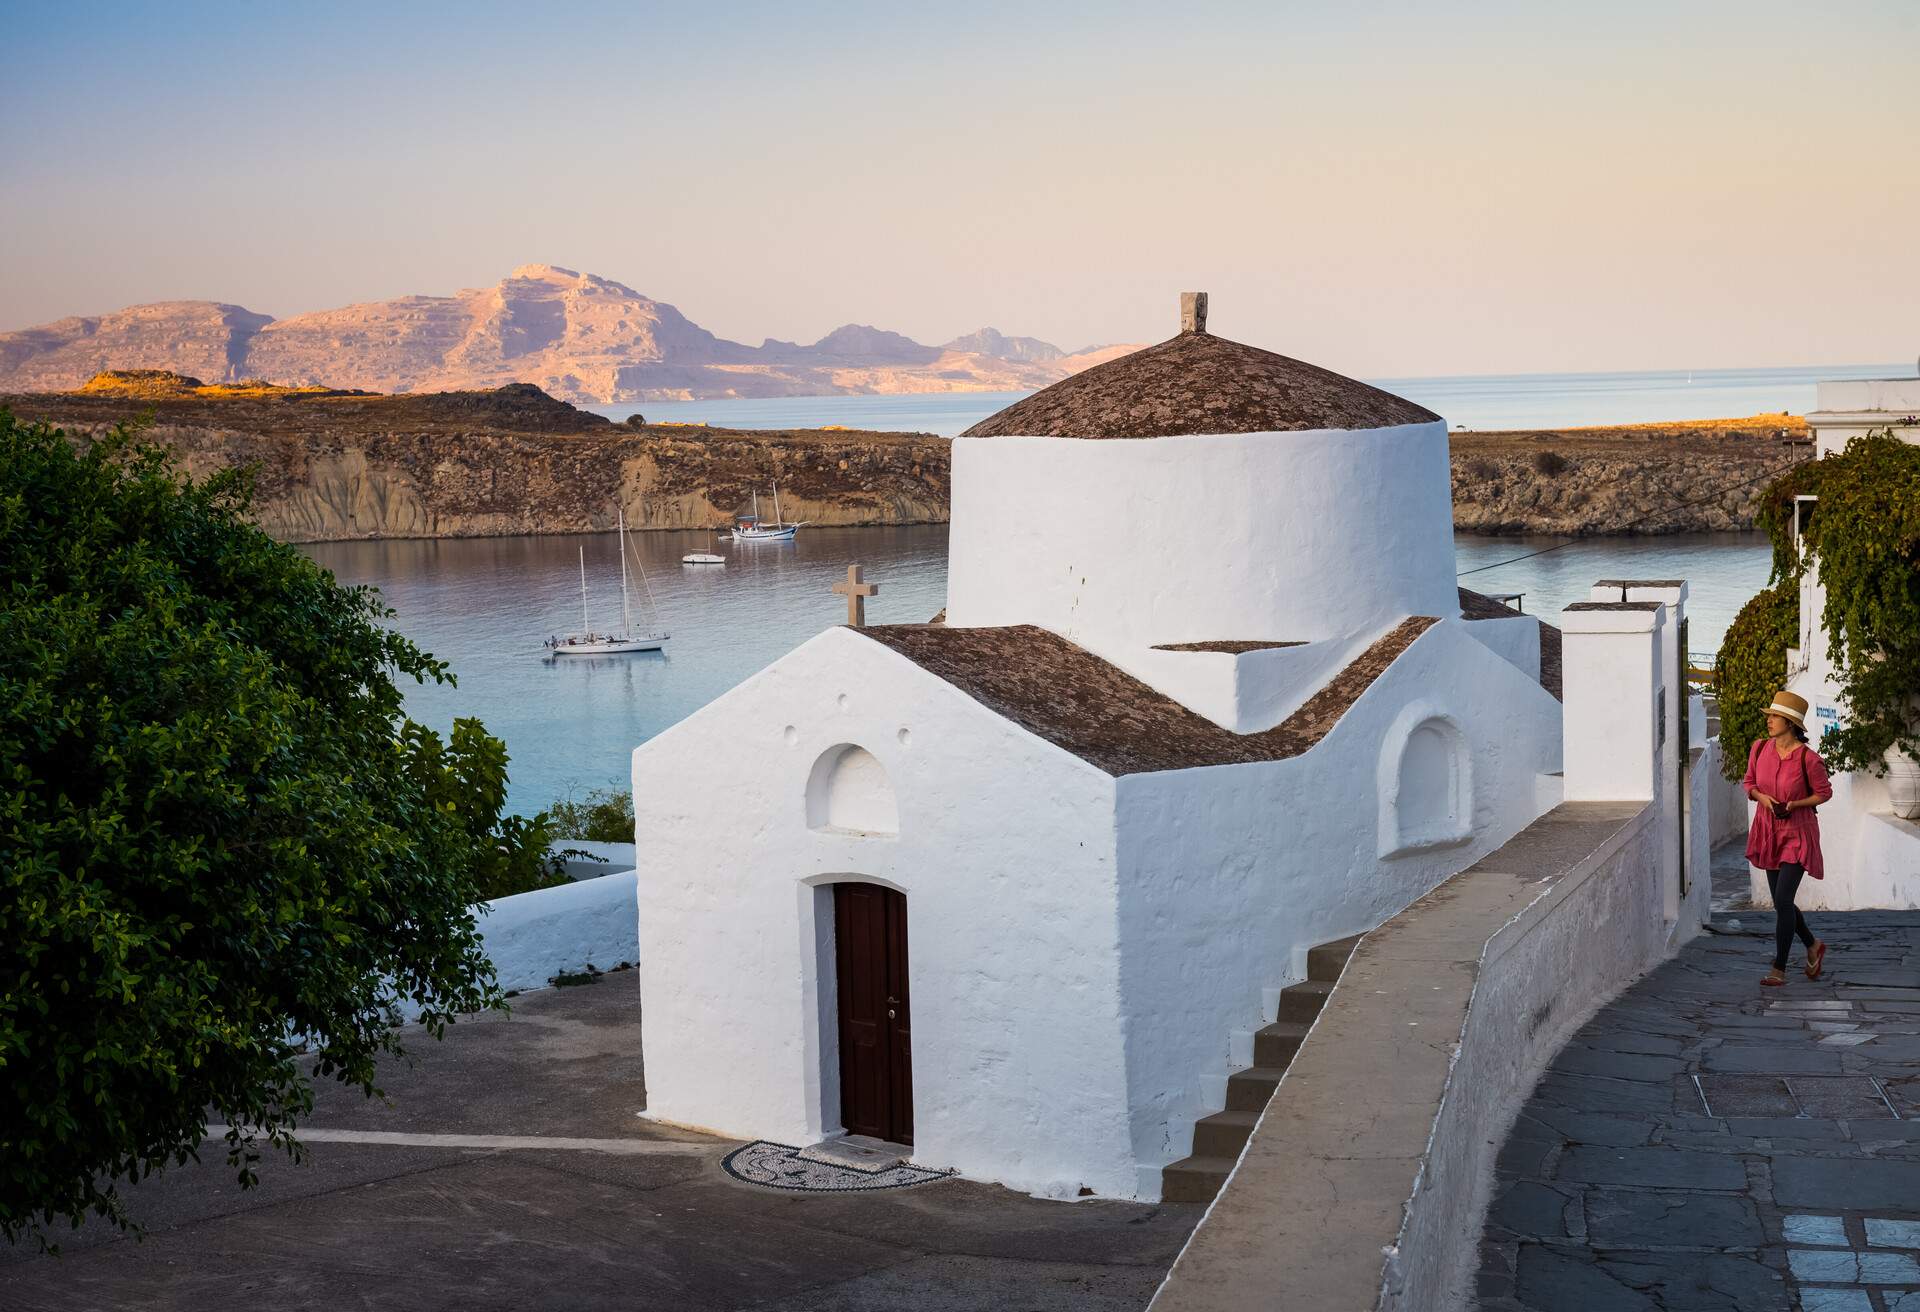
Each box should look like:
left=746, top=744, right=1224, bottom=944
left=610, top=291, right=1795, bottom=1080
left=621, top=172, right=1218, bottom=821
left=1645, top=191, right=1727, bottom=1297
left=1884, top=748, right=1920, bottom=820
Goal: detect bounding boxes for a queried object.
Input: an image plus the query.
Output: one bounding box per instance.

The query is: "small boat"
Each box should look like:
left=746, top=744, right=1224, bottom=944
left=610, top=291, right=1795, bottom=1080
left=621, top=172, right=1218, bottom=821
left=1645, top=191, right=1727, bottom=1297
left=545, top=509, right=670, bottom=656
left=682, top=552, right=725, bottom=565
left=732, top=481, right=806, bottom=542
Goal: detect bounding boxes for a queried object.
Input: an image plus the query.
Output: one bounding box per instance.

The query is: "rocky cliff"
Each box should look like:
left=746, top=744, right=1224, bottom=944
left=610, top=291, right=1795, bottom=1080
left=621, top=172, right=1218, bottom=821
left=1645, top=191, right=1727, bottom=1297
left=0, top=265, right=1137, bottom=404
left=6, top=374, right=946, bottom=542
left=1449, top=416, right=1806, bottom=535
left=3, top=377, right=1803, bottom=543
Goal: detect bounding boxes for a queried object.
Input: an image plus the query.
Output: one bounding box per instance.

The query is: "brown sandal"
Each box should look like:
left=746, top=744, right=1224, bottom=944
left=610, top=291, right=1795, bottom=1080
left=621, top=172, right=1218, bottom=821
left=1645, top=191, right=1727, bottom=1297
left=1762, top=968, right=1788, bottom=987
left=1806, top=941, right=1828, bottom=980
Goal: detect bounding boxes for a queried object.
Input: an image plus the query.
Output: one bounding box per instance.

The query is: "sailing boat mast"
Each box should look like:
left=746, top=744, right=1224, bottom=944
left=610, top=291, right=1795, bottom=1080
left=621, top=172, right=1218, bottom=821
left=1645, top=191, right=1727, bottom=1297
left=772, top=479, right=785, bottom=529
left=618, top=508, right=633, bottom=636
left=578, top=546, right=590, bottom=636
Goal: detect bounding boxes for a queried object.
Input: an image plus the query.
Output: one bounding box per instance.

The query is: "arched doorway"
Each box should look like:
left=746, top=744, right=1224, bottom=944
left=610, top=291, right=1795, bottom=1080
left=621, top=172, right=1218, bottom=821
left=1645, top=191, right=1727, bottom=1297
left=833, top=882, right=912, bottom=1145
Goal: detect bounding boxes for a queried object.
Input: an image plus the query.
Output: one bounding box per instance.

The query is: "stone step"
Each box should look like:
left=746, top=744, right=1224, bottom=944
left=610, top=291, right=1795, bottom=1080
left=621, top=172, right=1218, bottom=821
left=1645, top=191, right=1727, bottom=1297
left=1254, top=1020, right=1310, bottom=1067
left=1189, top=1108, right=1261, bottom=1157
left=1161, top=1154, right=1240, bottom=1205
left=1159, top=933, right=1360, bottom=1206
left=1223, top=1065, right=1289, bottom=1112
left=1308, top=934, right=1364, bottom=982
left=1276, top=979, right=1336, bottom=1023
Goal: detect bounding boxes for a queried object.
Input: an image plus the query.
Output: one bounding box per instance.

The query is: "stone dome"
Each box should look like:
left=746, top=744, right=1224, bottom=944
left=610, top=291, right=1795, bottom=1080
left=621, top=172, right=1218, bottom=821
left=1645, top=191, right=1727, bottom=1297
left=961, top=296, right=1438, bottom=439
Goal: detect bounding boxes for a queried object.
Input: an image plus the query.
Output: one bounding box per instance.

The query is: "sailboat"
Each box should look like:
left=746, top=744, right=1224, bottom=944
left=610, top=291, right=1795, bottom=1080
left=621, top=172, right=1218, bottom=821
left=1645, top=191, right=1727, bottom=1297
left=731, top=479, right=806, bottom=542
left=543, top=509, right=671, bottom=656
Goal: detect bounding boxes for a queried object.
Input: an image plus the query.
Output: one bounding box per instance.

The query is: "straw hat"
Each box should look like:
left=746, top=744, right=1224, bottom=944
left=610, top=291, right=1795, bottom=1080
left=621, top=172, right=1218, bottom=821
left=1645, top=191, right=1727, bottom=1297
left=1766, top=690, right=1809, bottom=727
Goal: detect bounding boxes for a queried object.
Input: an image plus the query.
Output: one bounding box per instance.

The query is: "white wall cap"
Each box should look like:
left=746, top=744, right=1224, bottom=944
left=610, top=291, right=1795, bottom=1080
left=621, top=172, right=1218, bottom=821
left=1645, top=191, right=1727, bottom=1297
left=1559, top=602, right=1665, bottom=634
left=1811, top=377, right=1920, bottom=417
left=1587, top=580, right=1688, bottom=607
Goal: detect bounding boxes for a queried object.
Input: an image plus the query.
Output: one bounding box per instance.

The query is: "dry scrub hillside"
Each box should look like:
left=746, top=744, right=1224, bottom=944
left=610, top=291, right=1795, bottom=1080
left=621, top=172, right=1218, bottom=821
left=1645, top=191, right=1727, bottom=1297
left=3, top=375, right=1805, bottom=542
left=6, top=373, right=947, bottom=542
left=1450, top=415, right=1807, bottom=535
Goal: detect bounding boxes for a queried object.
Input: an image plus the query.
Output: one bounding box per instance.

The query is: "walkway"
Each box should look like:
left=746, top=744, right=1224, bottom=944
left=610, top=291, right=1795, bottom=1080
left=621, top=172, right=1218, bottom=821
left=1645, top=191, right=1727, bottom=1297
left=1477, top=861, right=1920, bottom=1311
left=4, top=976, right=1199, bottom=1311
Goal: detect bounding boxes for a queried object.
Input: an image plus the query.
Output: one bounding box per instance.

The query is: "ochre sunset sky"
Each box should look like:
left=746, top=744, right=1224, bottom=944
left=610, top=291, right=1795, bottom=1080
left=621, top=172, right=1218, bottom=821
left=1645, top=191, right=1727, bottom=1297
left=4, top=0, right=1915, bottom=378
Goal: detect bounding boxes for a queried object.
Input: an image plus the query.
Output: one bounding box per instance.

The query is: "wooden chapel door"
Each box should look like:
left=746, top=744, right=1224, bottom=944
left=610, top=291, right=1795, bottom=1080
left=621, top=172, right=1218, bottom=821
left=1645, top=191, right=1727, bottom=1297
left=833, top=883, right=913, bottom=1145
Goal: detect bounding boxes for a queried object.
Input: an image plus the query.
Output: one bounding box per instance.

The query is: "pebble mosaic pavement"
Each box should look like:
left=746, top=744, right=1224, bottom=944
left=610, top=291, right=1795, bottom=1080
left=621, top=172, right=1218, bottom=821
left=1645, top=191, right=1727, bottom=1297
left=1477, top=847, right=1920, bottom=1312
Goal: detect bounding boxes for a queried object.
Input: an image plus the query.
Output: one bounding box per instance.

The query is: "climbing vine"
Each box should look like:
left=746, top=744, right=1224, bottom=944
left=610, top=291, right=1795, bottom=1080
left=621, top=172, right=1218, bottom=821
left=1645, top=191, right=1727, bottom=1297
left=1715, top=583, right=1798, bottom=780
left=1720, top=430, right=1920, bottom=779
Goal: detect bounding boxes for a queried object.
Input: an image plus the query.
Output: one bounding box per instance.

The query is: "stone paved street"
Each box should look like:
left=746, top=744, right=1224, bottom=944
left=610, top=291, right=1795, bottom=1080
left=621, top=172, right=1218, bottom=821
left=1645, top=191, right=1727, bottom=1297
left=1477, top=851, right=1920, bottom=1312
left=3, top=976, right=1199, bottom=1311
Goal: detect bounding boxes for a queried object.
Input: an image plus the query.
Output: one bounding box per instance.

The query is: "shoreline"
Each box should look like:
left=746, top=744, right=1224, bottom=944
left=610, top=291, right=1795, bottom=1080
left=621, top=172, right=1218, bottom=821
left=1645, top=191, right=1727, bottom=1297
left=4, top=377, right=1804, bottom=544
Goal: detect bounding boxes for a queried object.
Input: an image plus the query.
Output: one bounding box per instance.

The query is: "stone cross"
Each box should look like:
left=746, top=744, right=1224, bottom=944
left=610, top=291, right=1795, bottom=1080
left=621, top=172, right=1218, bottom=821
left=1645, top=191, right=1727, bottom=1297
left=1181, top=291, right=1208, bottom=335
left=833, top=563, right=880, bottom=626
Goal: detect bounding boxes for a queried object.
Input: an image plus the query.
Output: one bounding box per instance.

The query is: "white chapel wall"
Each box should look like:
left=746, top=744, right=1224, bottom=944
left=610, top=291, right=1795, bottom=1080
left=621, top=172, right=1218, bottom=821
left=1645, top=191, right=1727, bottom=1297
left=943, top=423, right=1459, bottom=656
left=1109, top=620, right=1563, bottom=1190
left=632, top=628, right=1145, bottom=1198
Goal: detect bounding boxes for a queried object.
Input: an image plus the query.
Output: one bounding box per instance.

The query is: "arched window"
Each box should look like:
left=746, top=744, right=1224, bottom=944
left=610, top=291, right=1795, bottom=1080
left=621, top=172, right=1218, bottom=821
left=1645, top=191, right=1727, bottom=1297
left=1379, top=711, right=1472, bottom=857
left=806, top=744, right=899, bottom=836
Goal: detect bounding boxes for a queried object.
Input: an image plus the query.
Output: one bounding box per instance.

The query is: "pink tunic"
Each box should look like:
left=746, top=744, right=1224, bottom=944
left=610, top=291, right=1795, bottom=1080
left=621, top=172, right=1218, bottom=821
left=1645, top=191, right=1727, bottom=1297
left=1743, top=739, right=1833, bottom=879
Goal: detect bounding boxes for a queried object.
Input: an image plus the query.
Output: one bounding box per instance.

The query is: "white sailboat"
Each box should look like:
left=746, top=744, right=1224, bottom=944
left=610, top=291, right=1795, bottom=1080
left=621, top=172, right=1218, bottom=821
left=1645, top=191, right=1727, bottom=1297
left=544, top=509, right=671, bottom=656
left=731, top=480, right=806, bottom=542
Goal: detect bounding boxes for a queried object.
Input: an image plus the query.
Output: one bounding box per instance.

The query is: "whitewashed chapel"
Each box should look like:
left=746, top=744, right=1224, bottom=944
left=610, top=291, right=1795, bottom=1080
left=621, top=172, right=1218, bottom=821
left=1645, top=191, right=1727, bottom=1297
left=632, top=296, right=1567, bottom=1202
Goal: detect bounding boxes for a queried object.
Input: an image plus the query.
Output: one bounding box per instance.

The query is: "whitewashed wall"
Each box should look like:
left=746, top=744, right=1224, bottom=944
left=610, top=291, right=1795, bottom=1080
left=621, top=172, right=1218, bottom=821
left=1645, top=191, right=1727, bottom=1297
left=1111, top=620, right=1563, bottom=1195
left=478, top=871, right=640, bottom=994
left=632, top=628, right=1139, bottom=1198
left=944, top=424, right=1459, bottom=660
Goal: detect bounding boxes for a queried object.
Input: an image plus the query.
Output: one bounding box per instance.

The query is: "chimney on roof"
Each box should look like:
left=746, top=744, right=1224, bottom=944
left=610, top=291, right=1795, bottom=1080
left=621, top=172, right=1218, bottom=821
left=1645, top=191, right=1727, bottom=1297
left=1180, top=291, right=1208, bottom=335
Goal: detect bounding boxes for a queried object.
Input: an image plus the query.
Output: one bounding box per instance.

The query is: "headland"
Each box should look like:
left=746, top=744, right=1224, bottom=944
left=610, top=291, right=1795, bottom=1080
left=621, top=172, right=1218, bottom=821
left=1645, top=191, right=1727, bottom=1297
left=2, top=372, right=1803, bottom=543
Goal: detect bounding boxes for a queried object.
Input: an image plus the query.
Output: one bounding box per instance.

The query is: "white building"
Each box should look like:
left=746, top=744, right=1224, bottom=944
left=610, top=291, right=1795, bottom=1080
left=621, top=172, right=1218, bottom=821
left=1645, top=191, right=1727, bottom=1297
left=1760, top=375, right=1920, bottom=910
left=632, top=297, right=1566, bottom=1202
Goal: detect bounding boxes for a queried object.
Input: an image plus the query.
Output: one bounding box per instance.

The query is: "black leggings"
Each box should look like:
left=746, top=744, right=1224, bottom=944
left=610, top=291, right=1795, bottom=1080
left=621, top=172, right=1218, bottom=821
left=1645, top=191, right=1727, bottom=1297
left=1768, top=863, right=1817, bottom=970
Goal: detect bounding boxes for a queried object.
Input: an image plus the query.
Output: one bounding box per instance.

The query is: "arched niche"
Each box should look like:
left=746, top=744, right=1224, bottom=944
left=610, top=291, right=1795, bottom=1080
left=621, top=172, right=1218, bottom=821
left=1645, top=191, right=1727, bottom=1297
left=1377, top=706, right=1472, bottom=858
left=806, top=744, right=899, bottom=836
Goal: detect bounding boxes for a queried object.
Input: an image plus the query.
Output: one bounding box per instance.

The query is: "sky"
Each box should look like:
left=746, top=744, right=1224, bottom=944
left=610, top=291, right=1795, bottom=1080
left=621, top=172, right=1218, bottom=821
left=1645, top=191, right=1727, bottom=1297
left=3, top=0, right=1916, bottom=379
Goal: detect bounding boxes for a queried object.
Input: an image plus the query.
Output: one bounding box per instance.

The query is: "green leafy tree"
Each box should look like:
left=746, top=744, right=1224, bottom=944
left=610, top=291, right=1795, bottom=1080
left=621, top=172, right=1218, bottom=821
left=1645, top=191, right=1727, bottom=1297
left=545, top=785, right=636, bottom=844
left=1720, top=430, right=1920, bottom=778
left=0, top=414, right=554, bottom=1245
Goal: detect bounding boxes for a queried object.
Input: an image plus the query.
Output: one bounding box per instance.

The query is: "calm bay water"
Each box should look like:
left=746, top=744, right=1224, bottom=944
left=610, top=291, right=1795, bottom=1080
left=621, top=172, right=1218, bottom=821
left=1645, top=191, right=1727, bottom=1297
left=583, top=362, right=1908, bottom=435
left=302, top=527, right=1771, bottom=817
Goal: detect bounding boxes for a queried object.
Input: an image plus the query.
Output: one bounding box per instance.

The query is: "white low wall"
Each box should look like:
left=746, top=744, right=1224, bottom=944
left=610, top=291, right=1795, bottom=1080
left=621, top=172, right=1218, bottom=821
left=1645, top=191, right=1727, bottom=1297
left=1150, top=801, right=1684, bottom=1312
left=479, top=870, right=640, bottom=993
left=549, top=840, right=638, bottom=881
left=1386, top=805, right=1672, bottom=1309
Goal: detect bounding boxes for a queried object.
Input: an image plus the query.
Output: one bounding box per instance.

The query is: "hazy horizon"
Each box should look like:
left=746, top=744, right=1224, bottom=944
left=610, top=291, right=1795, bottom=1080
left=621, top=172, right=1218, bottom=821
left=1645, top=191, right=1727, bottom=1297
left=5, top=1, right=1916, bottom=379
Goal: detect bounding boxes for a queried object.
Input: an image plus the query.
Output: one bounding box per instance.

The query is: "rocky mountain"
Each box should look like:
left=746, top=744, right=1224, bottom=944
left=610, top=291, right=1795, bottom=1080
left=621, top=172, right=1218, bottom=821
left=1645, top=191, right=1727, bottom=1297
left=941, top=328, right=1063, bottom=364
left=0, top=301, right=271, bottom=393
left=0, top=265, right=1135, bottom=403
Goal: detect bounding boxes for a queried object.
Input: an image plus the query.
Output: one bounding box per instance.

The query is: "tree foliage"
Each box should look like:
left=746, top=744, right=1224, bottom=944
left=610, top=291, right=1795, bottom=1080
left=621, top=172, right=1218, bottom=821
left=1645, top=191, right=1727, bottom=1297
left=0, top=414, right=552, bottom=1244
left=1715, top=582, right=1798, bottom=780
left=1791, top=432, right=1920, bottom=774
left=545, top=785, right=636, bottom=844
left=1720, top=430, right=1920, bottom=778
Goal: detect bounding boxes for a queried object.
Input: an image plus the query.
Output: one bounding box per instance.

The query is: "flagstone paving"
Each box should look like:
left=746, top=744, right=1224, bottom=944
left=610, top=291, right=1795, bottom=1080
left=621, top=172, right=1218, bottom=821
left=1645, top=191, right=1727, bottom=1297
left=1477, top=885, right=1920, bottom=1312
left=3, top=976, right=1200, bottom=1311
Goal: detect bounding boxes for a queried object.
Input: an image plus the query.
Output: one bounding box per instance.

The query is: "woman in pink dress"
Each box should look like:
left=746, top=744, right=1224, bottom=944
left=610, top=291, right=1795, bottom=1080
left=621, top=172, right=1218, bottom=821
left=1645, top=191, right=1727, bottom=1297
left=1743, top=689, right=1834, bottom=986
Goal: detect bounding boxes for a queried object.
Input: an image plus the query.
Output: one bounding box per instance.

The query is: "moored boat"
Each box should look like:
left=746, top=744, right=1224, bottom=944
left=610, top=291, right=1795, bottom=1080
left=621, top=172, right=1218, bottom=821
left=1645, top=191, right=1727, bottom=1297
left=731, top=480, right=806, bottom=542
left=545, top=508, right=671, bottom=656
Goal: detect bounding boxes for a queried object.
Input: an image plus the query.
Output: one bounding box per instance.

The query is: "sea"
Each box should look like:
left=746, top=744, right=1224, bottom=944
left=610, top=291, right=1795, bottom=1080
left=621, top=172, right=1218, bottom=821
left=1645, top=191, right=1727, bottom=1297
left=304, top=363, right=1905, bottom=816
left=576, top=361, right=1908, bottom=436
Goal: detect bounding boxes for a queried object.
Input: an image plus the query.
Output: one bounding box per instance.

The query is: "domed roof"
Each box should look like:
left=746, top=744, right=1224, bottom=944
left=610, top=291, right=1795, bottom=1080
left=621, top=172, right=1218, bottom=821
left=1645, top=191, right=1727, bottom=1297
left=961, top=294, right=1439, bottom=439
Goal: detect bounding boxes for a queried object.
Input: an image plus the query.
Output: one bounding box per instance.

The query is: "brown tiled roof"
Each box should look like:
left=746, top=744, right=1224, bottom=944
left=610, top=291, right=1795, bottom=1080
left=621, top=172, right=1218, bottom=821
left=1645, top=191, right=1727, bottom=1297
left=1151, top=640, right=1306, bottom=654
left=1458, top=587, right=1562, bottom=701
left=960, top=331, right=1439, bottom=439
left=852, top=618, right=1438, bottom=776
